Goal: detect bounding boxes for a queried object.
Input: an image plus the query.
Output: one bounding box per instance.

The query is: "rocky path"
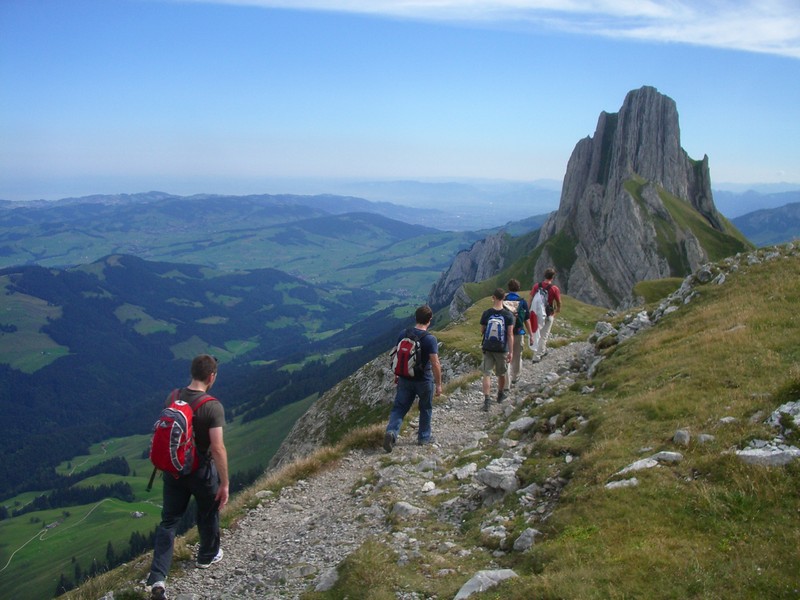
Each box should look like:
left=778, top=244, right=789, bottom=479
left=162, top=341, right=592, bottom=599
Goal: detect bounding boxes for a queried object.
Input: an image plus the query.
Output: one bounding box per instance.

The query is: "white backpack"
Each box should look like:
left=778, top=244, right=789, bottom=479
left=531, top=282, right=551, bottom=321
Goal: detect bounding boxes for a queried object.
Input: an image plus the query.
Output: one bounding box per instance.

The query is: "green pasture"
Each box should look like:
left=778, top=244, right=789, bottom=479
left=55, top=435, right=152, bottom=479
left=0, top=283, right=70, bottom=373
left=0, top=498, right=161, bottom=600
left=224, top=394, right=317, bottom=474
left=169, top=335, right=227, bottom=361
left=114, top=304, right=177, bottom=335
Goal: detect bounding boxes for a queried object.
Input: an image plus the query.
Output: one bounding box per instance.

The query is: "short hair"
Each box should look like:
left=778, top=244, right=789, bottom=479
left=191, top=354, right=218, bottom=381
left=544, top=268, right=556, bottom=280
left=415, top=305, right=433, bottom=325
left=507, top=279, right=521, bottom=292
left=493, top=287, right=506, bottom=300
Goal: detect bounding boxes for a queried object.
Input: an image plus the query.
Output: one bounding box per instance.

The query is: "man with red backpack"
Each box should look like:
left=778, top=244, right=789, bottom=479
left=383, top=305, right=442, bottom=452
left=529, top=268, right=562, bottom=362
left=146, top=354, right=229, bottom=600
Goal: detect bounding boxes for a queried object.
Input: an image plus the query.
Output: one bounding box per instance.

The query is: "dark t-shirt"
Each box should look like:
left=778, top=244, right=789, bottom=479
left=398, top=327, right=438, bottom=382
left=170, top=388, right=225, bottom=457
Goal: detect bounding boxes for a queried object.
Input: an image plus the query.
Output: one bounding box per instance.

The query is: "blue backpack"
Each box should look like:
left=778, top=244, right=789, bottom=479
left=482, top=312, right=507, bottom=352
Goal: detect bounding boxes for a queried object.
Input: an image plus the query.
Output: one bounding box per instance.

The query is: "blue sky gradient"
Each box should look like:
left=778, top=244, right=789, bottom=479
left=1, top=0, right=799, bottom=200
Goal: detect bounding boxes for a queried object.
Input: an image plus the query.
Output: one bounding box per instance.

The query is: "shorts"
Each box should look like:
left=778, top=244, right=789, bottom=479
left=482, top=351, right=508, bottom=376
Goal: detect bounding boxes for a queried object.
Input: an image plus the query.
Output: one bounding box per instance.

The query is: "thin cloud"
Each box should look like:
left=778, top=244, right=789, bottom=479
left=185, top=0, right=800, bottom=59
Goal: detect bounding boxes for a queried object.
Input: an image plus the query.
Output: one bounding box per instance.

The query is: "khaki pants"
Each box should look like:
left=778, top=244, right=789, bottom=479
left=535, top=315, right=554, bottom=355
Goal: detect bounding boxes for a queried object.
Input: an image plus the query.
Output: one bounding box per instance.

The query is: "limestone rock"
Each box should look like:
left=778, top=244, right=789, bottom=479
left=428, top=232, right=508, bottom=314
left=454, top=569, right=519, bottom=599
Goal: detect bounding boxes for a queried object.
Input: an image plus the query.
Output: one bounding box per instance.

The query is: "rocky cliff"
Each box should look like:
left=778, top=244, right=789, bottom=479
left=429, top=86, right=751, bottom=312
left=534, top=85, right=748, bottom=307
left=427, top=232, right=509, bottom=314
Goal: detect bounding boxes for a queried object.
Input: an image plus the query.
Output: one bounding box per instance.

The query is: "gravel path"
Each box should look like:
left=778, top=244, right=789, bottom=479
left=159, top=342, right=591, bottom=599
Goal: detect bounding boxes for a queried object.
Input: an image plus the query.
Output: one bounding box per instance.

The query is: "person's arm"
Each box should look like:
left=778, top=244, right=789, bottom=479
left=521, top=302, right=532, bottom=341
left=209, top=427, right=229, bottom=508
left=506, top=326, right=514, bottom=362
left=429, top=354, right=443, bottom=396
left=552, top=289, right=562, bottom=315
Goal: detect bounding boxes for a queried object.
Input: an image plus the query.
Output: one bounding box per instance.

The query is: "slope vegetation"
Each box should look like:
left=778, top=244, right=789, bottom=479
left=63, top=244, right=800, bottom=600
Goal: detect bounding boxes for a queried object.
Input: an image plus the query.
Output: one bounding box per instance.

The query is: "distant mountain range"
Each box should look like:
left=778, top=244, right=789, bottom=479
left=0, top=192, right=491, bottom=297
left=712, top=189, right=800, bottom=219
left=732, top=202, right=800, bottom=246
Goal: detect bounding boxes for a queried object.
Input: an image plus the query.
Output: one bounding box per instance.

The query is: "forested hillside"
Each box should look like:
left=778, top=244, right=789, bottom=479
left=0, top=254, right=405, bottom=497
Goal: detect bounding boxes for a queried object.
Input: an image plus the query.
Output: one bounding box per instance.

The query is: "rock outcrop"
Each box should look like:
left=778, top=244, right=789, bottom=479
left=428, top=232, right=509, bottom=314
left=534, top=85, right=746, bottom=307
left=429, top=86, right=751, bottom=313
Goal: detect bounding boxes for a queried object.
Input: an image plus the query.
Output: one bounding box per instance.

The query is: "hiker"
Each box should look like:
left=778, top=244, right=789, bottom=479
left=146, top=354, right=229, bottom=600
left=480, top=287, right=515, bottom=411
left=503, top=278, right=533, bottom=389
left=529, top=267, right=562, bottom=362
left=383, top=305, right=442, bottom=451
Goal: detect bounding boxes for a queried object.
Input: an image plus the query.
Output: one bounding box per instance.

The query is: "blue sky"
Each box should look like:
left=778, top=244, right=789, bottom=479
left=1, top=0, right=799, bottom=201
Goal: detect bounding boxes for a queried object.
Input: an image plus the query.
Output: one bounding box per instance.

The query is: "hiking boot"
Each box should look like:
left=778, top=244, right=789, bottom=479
left=150, top=582, right=167, bottom=600
left=497, top=390, right=507, bottom=403
left=531, top=355, right=541, bottom=363
left=482, top=397, right=490, bottom=412
left=383, top=431, right=396, bottom=453
left=417, top=436, right=435, bottom=446
left=196, top=548, right=223, bottom=569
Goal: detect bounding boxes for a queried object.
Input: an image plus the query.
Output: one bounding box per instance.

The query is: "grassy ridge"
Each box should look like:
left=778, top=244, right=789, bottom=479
left=321, top=248, right=800, bottom=598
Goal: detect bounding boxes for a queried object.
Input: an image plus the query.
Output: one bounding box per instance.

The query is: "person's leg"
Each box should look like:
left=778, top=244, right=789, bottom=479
left=507, top=334, right=523, bottom=388
left=496, top=352, right=509, bottom=401
left=386, top=378, right=415, bottom=438
left=147, top=475, right=191, bottom=585
left=481, top=353, right=494, bottom=406
left=192, top=461, right=221, bottom=565
left=416, top=380, right=434, bottom=442
left=539, top=316, right=554, bottom=355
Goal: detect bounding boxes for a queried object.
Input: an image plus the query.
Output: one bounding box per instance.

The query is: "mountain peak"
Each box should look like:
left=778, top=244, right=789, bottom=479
left=536, top=85, right=748, bottom=307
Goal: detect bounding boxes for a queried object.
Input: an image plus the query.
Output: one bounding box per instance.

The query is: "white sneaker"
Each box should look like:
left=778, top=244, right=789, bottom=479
left=196, top=548, right=223, bottom=569
left=149, top=581, right=167, bottom=600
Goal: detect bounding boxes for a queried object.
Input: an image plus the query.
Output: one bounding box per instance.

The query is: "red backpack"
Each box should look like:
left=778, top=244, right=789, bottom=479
left=390, top=328, right=428, bottom=379
left=148, top=388, right=215, bottom=482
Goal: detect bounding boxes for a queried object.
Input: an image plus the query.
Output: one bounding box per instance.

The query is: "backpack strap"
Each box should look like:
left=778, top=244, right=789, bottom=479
left=168, top=388, right=181, bottom=405
left=405, top=327, right=428, bottom=341
left=189, top=393, right=217, bottom=413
